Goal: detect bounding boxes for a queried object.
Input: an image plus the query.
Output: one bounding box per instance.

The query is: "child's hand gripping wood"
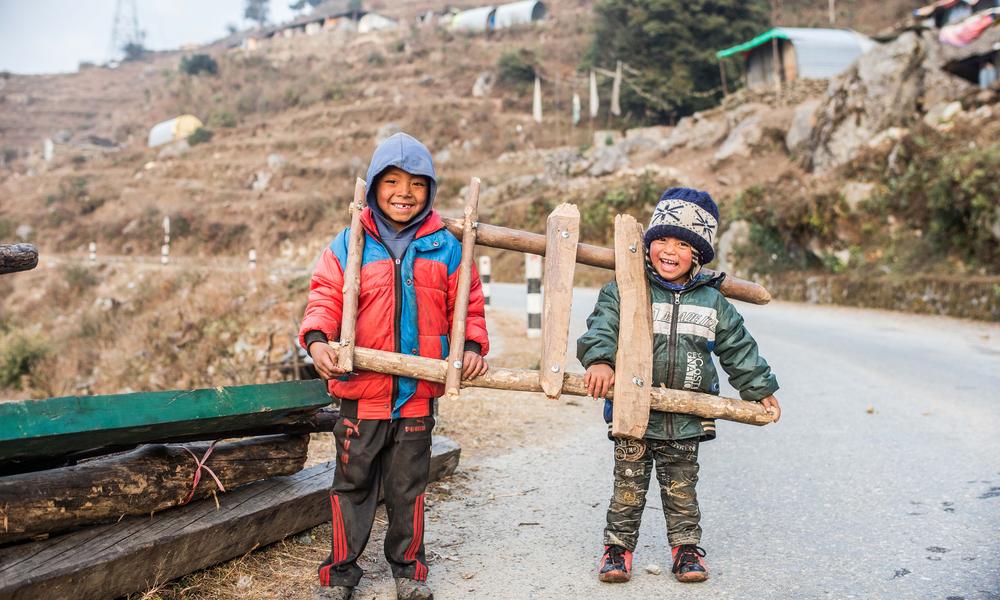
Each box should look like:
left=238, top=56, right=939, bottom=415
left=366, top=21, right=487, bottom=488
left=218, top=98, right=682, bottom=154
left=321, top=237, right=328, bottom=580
left=760, top=395, right=781, bottom=422
left=584, top=364, right=616, bottom=400
left=309, top=343, right=347, bottom=380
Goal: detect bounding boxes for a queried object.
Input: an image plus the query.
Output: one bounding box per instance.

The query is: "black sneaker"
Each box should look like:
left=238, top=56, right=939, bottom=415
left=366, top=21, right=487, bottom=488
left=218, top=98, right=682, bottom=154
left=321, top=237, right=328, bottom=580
left=671, top=544, right=708, bottom=582
left=598, top=544, right=633, bottom=583
left=395, top=577, right=433, bottom=600
left=313, top=585, right=353, bottom=600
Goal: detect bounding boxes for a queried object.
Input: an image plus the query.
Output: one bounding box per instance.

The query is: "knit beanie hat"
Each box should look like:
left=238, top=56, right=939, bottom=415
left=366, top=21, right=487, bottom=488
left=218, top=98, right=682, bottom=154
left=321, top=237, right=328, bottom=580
left=643, top=187, right=719, bottom=264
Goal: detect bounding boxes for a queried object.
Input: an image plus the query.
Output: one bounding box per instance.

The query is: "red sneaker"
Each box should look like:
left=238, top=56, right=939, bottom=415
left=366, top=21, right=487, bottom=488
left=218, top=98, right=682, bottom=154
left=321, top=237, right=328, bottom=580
left=671, top=544, right=708, bottom=582
left=598, top=545, right=633, bottom=583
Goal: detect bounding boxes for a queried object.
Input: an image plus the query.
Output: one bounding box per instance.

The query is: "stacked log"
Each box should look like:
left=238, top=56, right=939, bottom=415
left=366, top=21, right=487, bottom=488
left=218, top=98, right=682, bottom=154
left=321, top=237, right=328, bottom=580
left=0, top=434, right=311, bottom=545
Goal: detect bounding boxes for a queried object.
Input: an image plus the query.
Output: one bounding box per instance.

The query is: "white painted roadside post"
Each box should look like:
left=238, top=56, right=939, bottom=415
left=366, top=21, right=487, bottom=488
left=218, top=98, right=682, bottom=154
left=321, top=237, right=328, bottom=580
left=525, top=253, right=542, bottom=338
left=248, top=249, right=257, bottom=269
left=478, top=255, right=491, bottom=309
left=88, top=242, right=97, bottom=263
left=161, top=216, right=170, bottom=265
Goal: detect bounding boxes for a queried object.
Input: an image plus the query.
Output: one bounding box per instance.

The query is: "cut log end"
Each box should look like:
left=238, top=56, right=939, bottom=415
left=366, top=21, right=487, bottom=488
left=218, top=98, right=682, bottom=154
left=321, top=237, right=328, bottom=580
left=0, top=243, right=39, bottom=275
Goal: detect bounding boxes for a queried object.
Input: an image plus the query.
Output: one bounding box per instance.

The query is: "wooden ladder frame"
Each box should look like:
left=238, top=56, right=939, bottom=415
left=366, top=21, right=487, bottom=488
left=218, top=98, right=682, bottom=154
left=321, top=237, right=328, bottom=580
left=331, top=178, right=775, bottom=434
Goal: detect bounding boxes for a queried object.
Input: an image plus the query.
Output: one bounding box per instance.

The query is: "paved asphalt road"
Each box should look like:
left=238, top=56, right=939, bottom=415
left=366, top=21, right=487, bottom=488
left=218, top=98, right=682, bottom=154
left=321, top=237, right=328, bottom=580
left=425, top=283, right=1000, bottom=600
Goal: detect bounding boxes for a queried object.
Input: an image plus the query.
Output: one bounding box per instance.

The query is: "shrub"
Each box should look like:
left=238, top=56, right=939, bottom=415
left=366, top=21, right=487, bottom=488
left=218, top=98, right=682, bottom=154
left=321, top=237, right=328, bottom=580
left=497, top=50, right=536, bottom=87
left=188, top=127, right=214, bottom=146
left=208, top=109, right=237, bottom=128
left=874, top=141, right=1000, bottom=270
left=179, top=54, right=219, bottom=76
left=0, top=332, right=47, bottom=389
left=62, top=264, right=98, bottom=293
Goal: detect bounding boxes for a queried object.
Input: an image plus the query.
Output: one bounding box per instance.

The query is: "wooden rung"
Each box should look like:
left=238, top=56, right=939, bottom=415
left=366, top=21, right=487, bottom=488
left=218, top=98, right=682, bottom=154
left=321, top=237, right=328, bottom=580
left=539, top=203, right=580, bottom=399
left=327, top=342, right=774, bottom=426
left=440, top=217, right=771, bottom=305
left=444, top=177, right=481, bottom=398
left=337, top=178, right=367, bottom=373
left=611, top=214, right=653, bottom=439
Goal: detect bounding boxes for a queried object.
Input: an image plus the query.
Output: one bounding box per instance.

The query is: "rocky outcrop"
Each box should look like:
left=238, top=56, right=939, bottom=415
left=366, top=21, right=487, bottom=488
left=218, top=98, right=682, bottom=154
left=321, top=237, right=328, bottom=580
left=803, top=31, right=972, bottom=173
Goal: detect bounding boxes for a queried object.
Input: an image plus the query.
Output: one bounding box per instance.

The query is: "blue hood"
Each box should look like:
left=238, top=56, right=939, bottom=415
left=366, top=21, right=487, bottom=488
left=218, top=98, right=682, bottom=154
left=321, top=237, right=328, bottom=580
left=365, top=132, right=437, bottom=210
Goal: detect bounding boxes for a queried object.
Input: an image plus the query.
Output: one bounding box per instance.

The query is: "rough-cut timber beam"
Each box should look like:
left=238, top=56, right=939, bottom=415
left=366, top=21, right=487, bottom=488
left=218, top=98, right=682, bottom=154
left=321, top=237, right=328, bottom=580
left=0, top=436, right=461, bottom=600
left=612, top=214, right=653, bottom=439
left=0, top=380, right=332, bottom=470
left=539, top=203, right=580, bottom=398
left=441, top=217, right=771, bottom=305
left=0, top=434, right=310, bottom=545
left=0, top=243, right=38, bottom=274
left=331, top=342, right=773, bottom=426
left=1, top=407, right=339, bottom=476
left=338, top=178, right=367, bottom=372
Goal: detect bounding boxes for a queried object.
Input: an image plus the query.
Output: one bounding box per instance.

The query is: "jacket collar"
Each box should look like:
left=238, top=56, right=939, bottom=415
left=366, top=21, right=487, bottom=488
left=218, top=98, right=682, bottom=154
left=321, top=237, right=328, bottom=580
left=360, top=207, right=444, bottom=241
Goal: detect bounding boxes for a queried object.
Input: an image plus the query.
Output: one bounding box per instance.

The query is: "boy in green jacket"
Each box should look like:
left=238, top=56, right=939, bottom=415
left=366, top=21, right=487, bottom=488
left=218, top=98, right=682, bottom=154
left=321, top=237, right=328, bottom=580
left=577, top=187, right=781, bottom=584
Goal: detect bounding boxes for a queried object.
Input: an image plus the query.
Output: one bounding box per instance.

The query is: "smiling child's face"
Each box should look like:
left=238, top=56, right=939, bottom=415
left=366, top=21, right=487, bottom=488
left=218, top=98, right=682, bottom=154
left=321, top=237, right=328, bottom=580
left=649, top=236, right=694, bottom=283
left=375, top=167, right=429, bottom=230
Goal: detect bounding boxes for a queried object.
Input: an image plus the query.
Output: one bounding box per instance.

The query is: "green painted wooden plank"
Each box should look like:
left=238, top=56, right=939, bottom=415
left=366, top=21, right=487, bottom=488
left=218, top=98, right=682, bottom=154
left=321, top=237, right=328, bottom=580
left=0, top=380, right=332, bottom=464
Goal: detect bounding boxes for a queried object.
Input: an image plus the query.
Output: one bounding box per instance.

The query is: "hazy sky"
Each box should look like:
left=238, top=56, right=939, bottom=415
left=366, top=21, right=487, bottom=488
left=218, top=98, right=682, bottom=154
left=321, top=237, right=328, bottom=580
left=0, top=0, right=298, bottom=74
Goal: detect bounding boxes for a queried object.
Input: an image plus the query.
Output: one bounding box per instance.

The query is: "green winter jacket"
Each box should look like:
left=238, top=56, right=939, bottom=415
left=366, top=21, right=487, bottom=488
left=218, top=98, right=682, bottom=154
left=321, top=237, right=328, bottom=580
left=576, top=273, right=779, bottom=442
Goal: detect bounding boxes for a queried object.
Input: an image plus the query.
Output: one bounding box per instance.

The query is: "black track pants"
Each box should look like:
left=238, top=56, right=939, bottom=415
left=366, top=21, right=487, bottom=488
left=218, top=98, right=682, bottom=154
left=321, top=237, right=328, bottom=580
left=318, top=414, right=434, bottom=587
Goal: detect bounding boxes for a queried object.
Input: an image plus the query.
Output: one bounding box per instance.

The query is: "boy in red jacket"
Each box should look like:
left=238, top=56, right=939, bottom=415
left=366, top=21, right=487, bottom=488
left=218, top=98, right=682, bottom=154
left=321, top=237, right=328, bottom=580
left=301, top=133, right=489, bottom=600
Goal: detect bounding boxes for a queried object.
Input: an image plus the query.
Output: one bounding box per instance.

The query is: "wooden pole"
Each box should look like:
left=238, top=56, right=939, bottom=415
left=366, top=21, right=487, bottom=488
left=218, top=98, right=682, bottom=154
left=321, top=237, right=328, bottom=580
left=0, top=434, right=310, bottom=545
left=328, top=342, right=774, bottom=426
left=611, top=215, right=653, bottom=438
left=0, top=243, right=38, bottom=274
left=440, top=217, right=771, bottom=304
left=539, top=203, right=580, bottom=398
left=338, top=177, right=367, bottom=372
left=445, top=177, right=480, bottom=398
left=718, top=59, right=729, bottom=97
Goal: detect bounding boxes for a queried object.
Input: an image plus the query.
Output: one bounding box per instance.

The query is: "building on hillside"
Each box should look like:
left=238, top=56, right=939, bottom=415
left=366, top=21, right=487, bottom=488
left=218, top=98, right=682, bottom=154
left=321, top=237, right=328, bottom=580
left=942, top=27, right=1000, bottom=86
left=451, top=6, right=496, bottom=32
left=147, top=115, right=203, bottom=148
left=913, top=0, right=1000, bottom=28
left=493, top=1, right=546, bottom=29
left=715, top=27, right=875, bottom=91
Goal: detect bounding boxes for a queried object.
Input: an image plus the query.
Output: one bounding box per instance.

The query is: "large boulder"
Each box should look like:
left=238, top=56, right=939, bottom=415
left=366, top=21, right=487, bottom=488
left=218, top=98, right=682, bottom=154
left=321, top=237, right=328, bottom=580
left=786, top=98, right=822, bottom=154
left=662, top=111, right=728, bottom=154
left=587, top=144, right=629, bottom=177
left=804, top=31, right=972, bottom=173
left=713, top=114, right=763, bottom=164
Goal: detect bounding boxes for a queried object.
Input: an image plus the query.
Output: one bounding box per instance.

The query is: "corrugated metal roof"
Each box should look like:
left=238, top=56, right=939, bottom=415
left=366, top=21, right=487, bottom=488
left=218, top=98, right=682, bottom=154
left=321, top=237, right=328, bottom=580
left=451, top=6, right=496, bottom=32
left=717, top=27, right=875, bottom=79
left=493, top=1, right=546, bottom=29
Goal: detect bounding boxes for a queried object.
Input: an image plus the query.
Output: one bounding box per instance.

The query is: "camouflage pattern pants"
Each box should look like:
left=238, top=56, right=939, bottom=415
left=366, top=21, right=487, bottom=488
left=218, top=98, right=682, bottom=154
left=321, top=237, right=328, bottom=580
left=604, top=437, right=701, bottom=551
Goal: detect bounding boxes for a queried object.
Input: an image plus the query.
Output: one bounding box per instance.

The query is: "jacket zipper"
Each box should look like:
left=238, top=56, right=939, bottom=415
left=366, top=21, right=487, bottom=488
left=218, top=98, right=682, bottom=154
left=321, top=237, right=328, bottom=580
left=391, top=256, right=402, bottom=418
left=664, top=292, right=681, bottom=439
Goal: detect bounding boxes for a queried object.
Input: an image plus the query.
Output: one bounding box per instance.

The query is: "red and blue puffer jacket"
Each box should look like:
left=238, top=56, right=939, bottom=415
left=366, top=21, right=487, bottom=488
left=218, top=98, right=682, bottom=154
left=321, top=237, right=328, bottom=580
left=299, top=207, right=489, bottom=420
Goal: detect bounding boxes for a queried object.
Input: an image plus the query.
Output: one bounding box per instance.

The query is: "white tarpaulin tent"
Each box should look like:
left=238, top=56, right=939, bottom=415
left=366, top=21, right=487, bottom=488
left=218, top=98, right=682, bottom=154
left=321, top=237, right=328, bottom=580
left=493, top=0, right=546, bottom=29
left=147, top=115, right=204, bottom=148
left=451, top=6, right=496, bottom=32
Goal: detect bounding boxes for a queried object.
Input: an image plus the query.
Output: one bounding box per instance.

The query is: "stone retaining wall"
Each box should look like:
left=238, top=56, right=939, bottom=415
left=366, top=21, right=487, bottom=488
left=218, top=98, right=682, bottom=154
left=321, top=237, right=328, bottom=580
left=764, top=274, right=1000, bottom=322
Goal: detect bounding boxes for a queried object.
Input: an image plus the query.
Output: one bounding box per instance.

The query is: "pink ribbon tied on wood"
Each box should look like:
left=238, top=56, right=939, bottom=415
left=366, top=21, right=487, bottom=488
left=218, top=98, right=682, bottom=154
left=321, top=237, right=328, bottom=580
left=181, top=441, right=227, bottom=506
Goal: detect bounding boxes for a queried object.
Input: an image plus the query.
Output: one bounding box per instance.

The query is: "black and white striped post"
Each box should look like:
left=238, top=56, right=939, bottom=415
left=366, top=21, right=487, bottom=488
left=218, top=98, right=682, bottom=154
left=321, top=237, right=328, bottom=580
left=478, top=255, right=491, bottom=309
left=248, top=248, right=257, bottom=270
left=88, top=241, right=97, bottom=263
left=525, top=253, right=542, bottom=338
